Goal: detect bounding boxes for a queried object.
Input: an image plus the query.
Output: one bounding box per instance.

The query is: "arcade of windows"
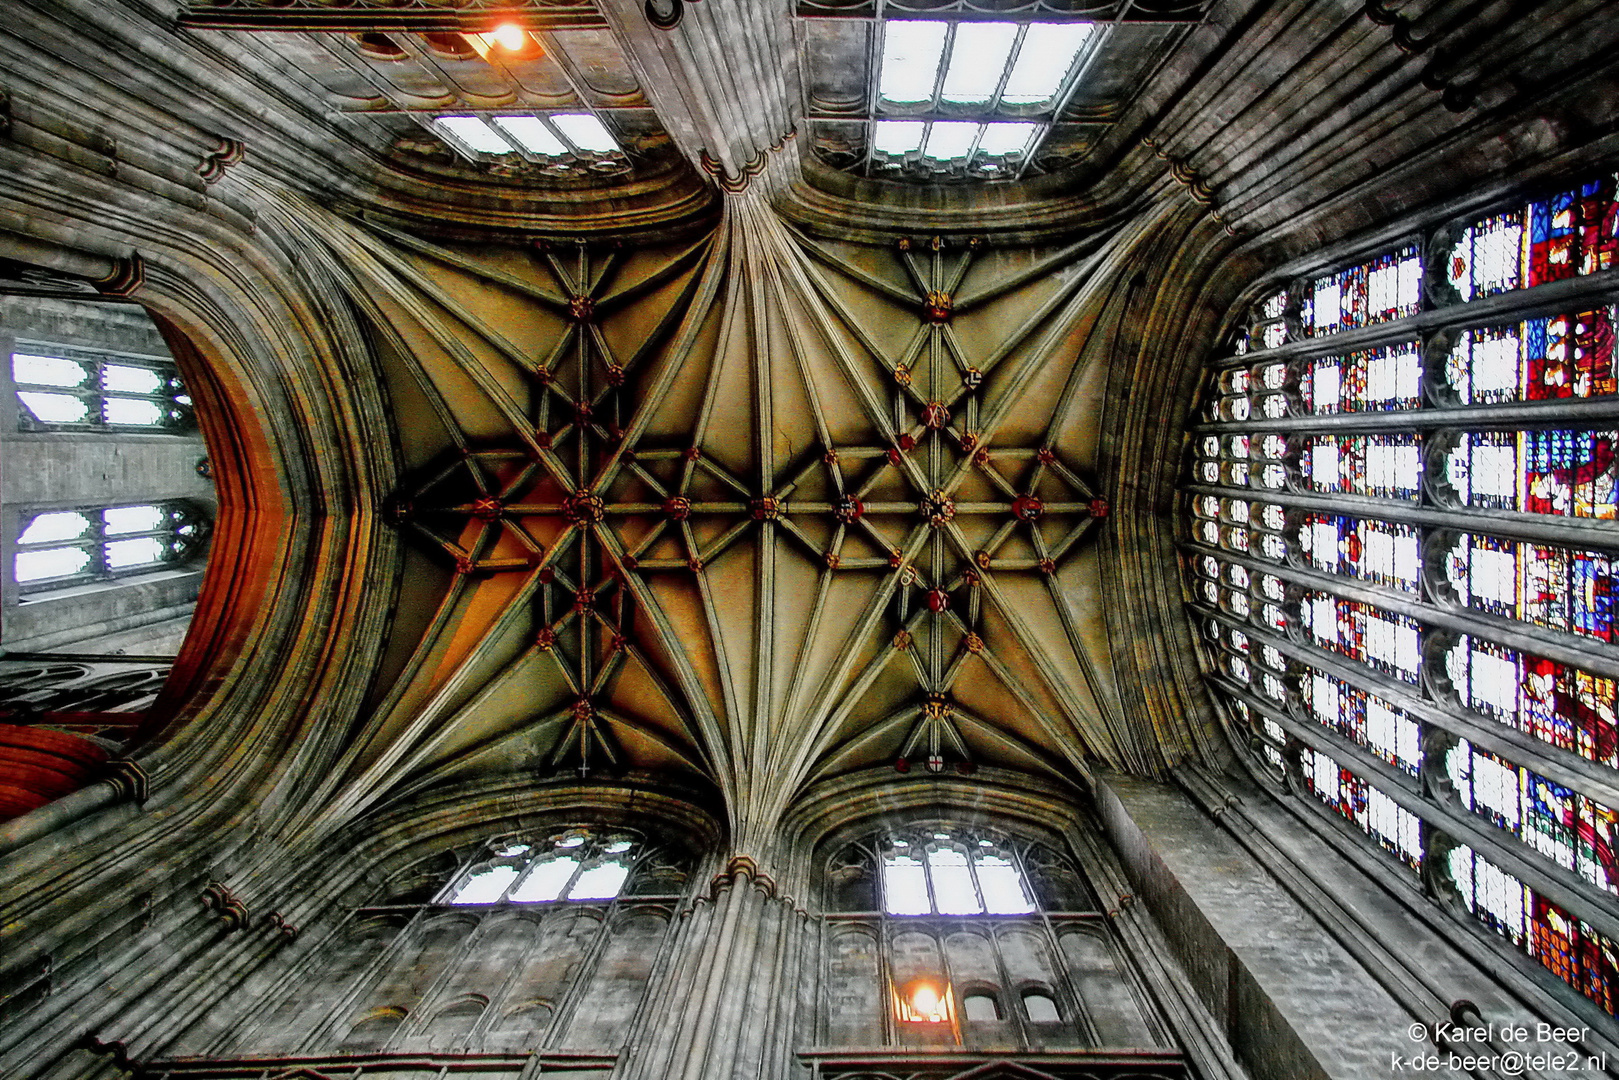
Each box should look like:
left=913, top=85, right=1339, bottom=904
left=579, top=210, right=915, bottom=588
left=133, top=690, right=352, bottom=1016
left=1184, top=167, right=1619, bottom=1019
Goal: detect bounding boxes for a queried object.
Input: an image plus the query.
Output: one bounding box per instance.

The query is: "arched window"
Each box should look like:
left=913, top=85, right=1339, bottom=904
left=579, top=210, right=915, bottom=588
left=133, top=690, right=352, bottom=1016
left=10, top=344, right=193, bottom=431
left=1184, top=167, right=1619, bottom=1021
left=442, top=830, right=643, bottom=905
left=14, top=501, right=208, bottom=591
left=821, top=822, right=1166, bottom=1051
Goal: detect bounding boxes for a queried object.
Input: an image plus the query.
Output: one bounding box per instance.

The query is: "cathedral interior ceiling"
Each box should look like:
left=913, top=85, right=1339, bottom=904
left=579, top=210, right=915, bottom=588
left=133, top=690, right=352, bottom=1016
left=292, top=187, right=1176, bottom=842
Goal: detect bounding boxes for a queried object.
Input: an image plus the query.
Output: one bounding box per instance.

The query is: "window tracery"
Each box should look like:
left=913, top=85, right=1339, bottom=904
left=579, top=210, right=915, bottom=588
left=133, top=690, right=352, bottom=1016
left=1183, top=166, right=1619, bottom=1020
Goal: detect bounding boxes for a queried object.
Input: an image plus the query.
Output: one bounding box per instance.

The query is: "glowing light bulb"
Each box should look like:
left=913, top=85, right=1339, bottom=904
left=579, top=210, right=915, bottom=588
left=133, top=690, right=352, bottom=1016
left=491, top=23, right=527, bottom=50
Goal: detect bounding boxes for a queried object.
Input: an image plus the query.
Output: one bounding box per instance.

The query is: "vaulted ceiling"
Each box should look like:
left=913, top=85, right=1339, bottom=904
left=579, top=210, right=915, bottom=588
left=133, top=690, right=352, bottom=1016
left=279, top=182, right=1190, bottom=845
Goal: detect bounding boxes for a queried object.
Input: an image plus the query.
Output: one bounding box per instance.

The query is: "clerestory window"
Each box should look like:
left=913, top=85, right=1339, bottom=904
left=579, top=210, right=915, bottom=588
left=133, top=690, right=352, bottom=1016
left=11, top=344, right=193, bottom=431
left=846, top=19, right=1101, bottom=181
left=442, top=830, right=644, bottom=905
left=429, top=113, right=626, bottom=175
left=14, top=501, right=209, bottom=593
left=1184, top=167, right=1619, bottom=1020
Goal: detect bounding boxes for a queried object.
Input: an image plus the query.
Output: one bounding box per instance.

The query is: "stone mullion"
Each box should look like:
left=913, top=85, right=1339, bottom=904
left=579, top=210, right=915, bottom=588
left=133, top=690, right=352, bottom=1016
left=1206, top=668, right=1619, bottom=945
left=1181, top=536, right=1619, bottom=681
left=544, top=902, right=621, bottom=1048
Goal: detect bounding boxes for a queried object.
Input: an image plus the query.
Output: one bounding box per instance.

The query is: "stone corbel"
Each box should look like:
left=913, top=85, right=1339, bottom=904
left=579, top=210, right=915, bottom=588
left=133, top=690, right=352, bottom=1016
left=699, top=130, right=795, bottom=194
left=197, top=137, right=246, bottom=184
left=102, top=759, right=148, bottom=804
left=200, top=881, right=250, bottom=930
left=263, top=911, right=299, bottom=940
left=1143, top=137, right=1236, bottom=236
left=91, top=251, right=145, bottom=298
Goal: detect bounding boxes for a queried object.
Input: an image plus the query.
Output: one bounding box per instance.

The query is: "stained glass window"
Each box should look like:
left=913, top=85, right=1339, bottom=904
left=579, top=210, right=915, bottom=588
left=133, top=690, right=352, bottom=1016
left=1300, top=514, right=1420, bottom=593
left=1301, top=245, right=1421, bottom=337
left=1451, top=846, right=1618, bottom=1013
left=1303, top=435, right=1422, bottom=500
left=1443, top=534, right=1614, bottom=641
left=1444, top=638, right=1617, bottom=768
left=1301, top=343, right=1422, bottom=414
left=1303, top=670, right=1421, bottom=775
left=1448, top=740, right=1618, bottom=895
left=1446, top=173, right=1619, bottom=301
left=1301, top=593, right=1421, bottom=682
left=1445, top=307, right=1618, bottom=404
left=1301, top=746, right=1423, bottom=869
left=1185, top=166, right=1619, bottom=1017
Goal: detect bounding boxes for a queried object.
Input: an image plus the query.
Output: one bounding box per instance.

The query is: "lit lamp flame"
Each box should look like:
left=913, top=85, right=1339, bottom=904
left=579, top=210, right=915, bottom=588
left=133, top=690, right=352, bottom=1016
left=468, top=23, right=534, bottom=59
left=903, top=981, right=949, bottom=1023
left=490, top=23, right=528, bottom=50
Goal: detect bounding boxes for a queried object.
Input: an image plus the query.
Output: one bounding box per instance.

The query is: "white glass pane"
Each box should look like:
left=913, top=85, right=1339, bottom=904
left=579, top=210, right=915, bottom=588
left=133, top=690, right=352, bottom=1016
left=567, top=860, right=630, bottom=899
left=106, top=536, right=165, bottom=568
left=963, top=994, right=999, bottom=1022
left=493, top=115, right=568, bottom=156
left=19, top=391, right=89, bottom=423
left=550, top=113, right=619, bottom=153
left=19, top=511, right=89, bottom=545
left=16, top=546, right=91, bottom=582
left=927, top=846, right=983, bottom=913
left=1023, top=993, right=1060, bottom=1022
left=879, top=20, right=947, bottom=103
left=451, top=864, right=519, bottom=903
left=883, top=852, right=931, bottom=914
left=13, top=354, right=88, bottom=387
left=103, top=504, right=165, bottom=535
left=975, top=854, right=1035, bottom=913
left=874, top=120, right=926, bottom=155
left=435, top=115, right=514, bottom=155
left=924, top=121, right=978, bottom=160
left=509, top=854, right=579, bottom=901
left=1001, top=23, right=1094, bottom=104
left=101, top=365, right=163, bottom=393
left=940, top=23, right=1017, bottom=103
left=976, top=122, right=1037, bottom=156
left=103, top=398, right=163, bottom=426
left=603, top=839, right=632, bottom=853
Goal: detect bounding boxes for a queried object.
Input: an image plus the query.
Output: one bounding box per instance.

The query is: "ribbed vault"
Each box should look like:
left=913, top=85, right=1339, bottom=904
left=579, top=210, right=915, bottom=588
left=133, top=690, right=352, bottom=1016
left=276, top=177, right=1180, bottom=848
